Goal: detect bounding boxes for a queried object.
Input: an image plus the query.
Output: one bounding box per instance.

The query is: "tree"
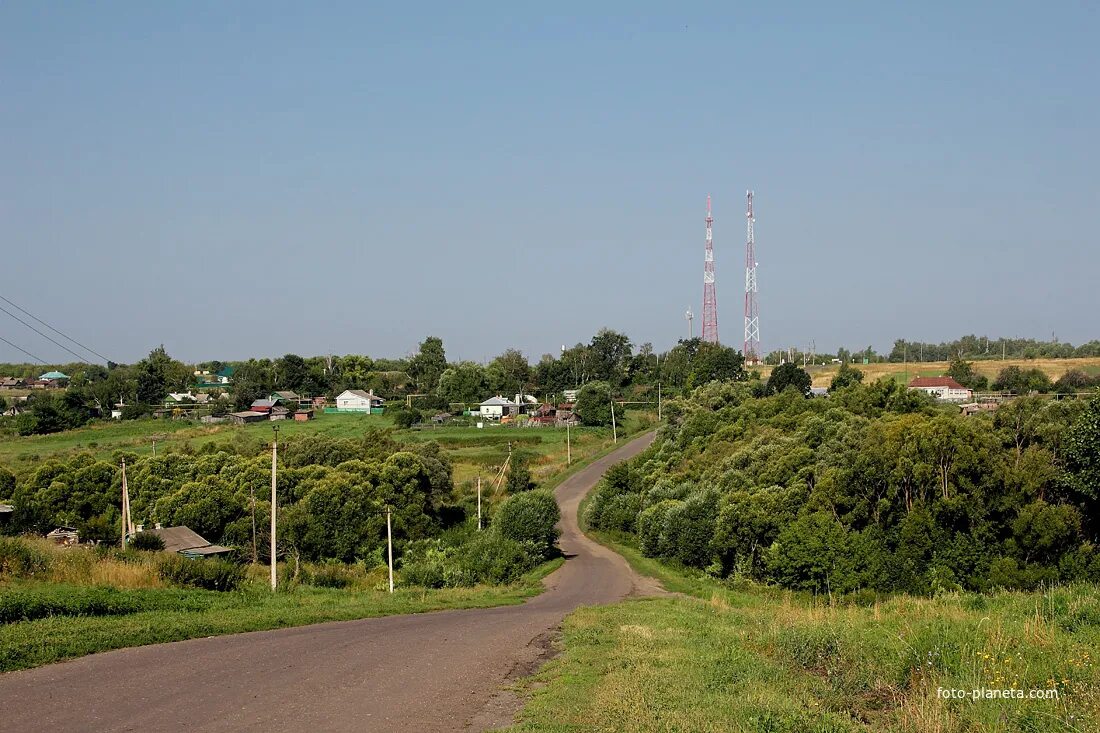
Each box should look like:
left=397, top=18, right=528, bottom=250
left=1064, top=395, right=1100, bottom=501
left=275, top=354, right=308, bottom=391
left=493, top=490, right=560, bottom=559
left=232, top=359, right=275, bottom=410
left=437, top=362, right=488, bottom=404
left=588, top=329, right=633, bottom=388
left=767, top=363, right=811, bottom=397
left=0, top=465, right=15, bottom=498
left=506, top=455, right=536, bottom=493
left=993, top=366, right=1053, bottom=395
left=135, top=346, right=190, bottom=405
left=574, top=381, right=614, bottom=427
left=828, top=363, right=864, bottom=392
left=408, top=336, right=447, bottom=393
left=688, top=343, right=745, bottom=387
left=486, top=349, right=531, bottom=398
left=947, top=357, right=988, bottom=390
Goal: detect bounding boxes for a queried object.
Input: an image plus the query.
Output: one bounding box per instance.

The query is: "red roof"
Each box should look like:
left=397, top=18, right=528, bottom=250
left=908, top=376, right=967, bottom=389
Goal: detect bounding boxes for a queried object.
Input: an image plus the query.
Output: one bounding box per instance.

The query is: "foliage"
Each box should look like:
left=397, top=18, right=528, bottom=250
left=766, top=362, right=811, bottom=397
left=156, top=555, right=245, bottom=591
left=574, top=381, right=614, bottom=427
left=492, top=490, right=561, bottom=559
left=585, top=379, right=1100, bottom=593
left=946, top=357, right=989, bottom=390
left=129, top=532, right=166, bottom=551
left=828, top=362, right=864, bottom=392
left=0, top=536, right=51, bottom=578
left=506, top=455, right=537, bottom=493
left=391, top=408, right=419, bottom=429
left=992, top=365, right=1053, bottom=394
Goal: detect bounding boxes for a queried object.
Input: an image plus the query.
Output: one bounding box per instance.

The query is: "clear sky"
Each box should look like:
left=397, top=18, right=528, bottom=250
left=2, top=2, right=1098, bottom=365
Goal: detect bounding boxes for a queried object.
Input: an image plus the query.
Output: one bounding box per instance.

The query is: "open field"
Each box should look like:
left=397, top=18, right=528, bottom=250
left=0, top=410, right=656, bottom=489
left=756, top=356, right=1100, bottom=388
left=508, top=532, right=1100, bottom=733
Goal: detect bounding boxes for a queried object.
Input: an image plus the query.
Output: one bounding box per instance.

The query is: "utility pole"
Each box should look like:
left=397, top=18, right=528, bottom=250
left=477, top=475, right=482, bottom=531
left=610, top=396, right=617, bottom=444
left=120, top=458, right=131, bottom=548
left=566, top=419, right=571, bottom=466
left=270, top=425, right=279, bottom=591
left=249, top=480, right=257, bottom=565
left=385, top=507, right=394, bottom=594
left=655, top=352, right=662, bottom=421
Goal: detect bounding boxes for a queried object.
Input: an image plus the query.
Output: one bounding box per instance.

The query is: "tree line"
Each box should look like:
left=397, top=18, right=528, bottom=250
left=586, top=369, right=1100, bottom=595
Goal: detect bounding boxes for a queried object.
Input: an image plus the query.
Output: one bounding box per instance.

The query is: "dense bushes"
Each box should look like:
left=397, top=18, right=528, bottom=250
left=156, top=555, right=245, bottom=591
left=400, top=533, right=541, bottom=588
left=493, top=490, right=560, bottom=559
left=0, top=536, right=51, bottom=579
left=128, top=532, right=166, bottom=551
left=587, top=380, right=1100, bottom=594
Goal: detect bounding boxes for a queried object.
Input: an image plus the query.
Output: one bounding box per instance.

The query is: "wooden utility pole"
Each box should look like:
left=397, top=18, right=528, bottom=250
left=386, top=507, right=394, bottom=594
left=270, top=426, right=279, bottom=591
left=477, top=476, right=482, bottom=531
left=120, top=458, right=131, bottom=548
left=610, top=398, right=617, bottom=444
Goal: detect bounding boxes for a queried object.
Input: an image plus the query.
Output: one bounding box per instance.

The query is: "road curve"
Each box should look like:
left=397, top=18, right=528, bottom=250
left=0, top=431, right=659, bottom=733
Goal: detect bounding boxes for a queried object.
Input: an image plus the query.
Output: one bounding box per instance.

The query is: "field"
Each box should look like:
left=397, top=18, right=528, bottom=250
left=756, top=356, right=1100, bottom=388
left=0, top=410, right=655, bottom=490
left=507, top=533, right=1100, bottom=733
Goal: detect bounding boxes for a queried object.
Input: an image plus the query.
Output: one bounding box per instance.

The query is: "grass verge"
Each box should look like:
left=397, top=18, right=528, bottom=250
left=506, top=532, right=1100, bottom=733
left=0, top=558, right=562, bottom=673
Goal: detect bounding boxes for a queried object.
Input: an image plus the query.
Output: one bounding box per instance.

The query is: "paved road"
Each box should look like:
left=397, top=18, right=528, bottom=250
left=0, top=432, right=660, bottom=733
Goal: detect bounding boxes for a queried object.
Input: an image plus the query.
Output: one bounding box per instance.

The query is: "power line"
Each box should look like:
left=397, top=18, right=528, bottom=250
left=0, top=303, right=92, bottom=364
left=0, top=294, right=113, bottom=363
left=0, top=334, right=47, bottom=364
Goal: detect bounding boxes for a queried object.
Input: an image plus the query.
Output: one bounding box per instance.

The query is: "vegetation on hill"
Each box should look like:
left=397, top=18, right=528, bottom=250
left=586, top=378, right=1100, bottom=594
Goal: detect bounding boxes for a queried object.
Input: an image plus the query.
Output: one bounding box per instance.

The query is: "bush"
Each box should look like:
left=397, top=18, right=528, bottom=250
left=129, top=532, right=166, bottom=552
left=637, top=500, right=680, bottom=557
left=492, top=490, right=560, bottom=559
left=392, top=409, right=419, bottom=429
left=452, top=533, right=539, bottom=585
left=300, top=560, right=364, bottom=589
left=0, top=537, right=51, bottom=579
left=157, top=555, right=244, bottom=591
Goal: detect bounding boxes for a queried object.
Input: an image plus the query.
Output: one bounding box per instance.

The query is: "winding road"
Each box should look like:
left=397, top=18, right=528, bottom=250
left=0, top=432, right=660, bottom=732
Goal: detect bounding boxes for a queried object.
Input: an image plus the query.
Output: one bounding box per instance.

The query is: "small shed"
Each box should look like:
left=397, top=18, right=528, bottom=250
left=228, top=410, right=268, bottom=425
left=293, top=409, right=314, bottom=422
left=46, top=526, right=80, bottom=545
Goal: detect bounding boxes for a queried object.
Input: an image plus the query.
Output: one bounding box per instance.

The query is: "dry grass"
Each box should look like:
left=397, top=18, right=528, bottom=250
left=756, top=356, right=1100, bottom=387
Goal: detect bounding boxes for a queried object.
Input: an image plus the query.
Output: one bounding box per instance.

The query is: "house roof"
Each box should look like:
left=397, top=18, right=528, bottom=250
left=480, top=396, right=517, bottom=407
left=145, top=526, right=233, bottom=555
left=340, top=389, right=383, bottom=401
left=908, top=376, right=967, bottom=389
left=271, top=390, right=301, bottom=400
left=251, top=398, right=277, bottom=408
left=38, top=371, right=69, bottom=380
left=229, top=410, right=267, bottom=418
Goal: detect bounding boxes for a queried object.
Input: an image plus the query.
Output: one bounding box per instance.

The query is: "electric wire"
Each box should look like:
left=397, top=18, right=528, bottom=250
left=0, top=335, right=47, bottom=364
left=0, top=303, right=92, bottom=364
left=0, top=294, right=113, bottom=363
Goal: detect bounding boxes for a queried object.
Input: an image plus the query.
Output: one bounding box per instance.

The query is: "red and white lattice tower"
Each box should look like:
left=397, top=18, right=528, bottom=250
left=701, top=195, right=719, bottom=343
left=743, top=190, right=760, bottom=361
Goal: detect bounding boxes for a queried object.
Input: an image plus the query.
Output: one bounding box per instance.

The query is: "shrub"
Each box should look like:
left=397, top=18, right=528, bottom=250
left=0, top=537, right=51, bottom=579
left=450, top=533, right=538, bottom=586
left=595, top=493, right=642, bottom=533
left=300, top=560, right=364, bottom=589
left=129, top=532, right=166, bottom=552
left=391, top=409, right=419, bottom=429
left=492, top=490, right=560, bottom=559
left=637, top=500, right=680, bottom=557
left=0, top=584, right=211, bottom=623
left=157, top=555, right=244, bottom=591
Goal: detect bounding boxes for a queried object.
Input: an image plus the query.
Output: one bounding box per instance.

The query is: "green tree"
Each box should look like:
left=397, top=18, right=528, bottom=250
left=486, top=348, right=531, bottom=397
left=134, top=346, right=190, bottom=405
left=437, top=362, right=488, bottom=404
left=588, top=329, right=633, bottom=388
left=828, top=363, right=864, bottom=392
left=275, top=354, right=308, bottom=391
left=947, top=357, right=988, bottom=390
left=574, top=381, right=614, bottom=427
left=408, top=336, right=447, bottom=393
left=493, top=489, right=560, bottom=559
left=0, top=465, right=15, bottom=498
left=766, top=363, right=811, bottom=397
left=505, top=455, right=536, bottom=493
left=688, top=343, right=745, bottom=387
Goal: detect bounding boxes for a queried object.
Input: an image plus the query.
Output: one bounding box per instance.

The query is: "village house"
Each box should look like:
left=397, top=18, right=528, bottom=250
left=227, top=410, right=268, bottom=425
left=479, top=395, right=518, bottom=420
left=0, top=377, right=27, bottom=390
left=907, top=376, right=973, bottom=403
left=143, top=525, right=234, bottom=558
left=335, top=389, right=385, bottom=412
left=249, top=398, right=278, bottom=413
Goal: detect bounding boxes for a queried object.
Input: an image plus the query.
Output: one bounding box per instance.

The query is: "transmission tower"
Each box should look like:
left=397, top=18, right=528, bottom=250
left=701, top=195, right=719, bottom=343
left=743, top=191, right=760, bottom=362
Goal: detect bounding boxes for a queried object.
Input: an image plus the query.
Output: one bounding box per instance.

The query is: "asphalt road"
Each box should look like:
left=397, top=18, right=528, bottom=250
left=0, top=431, right=660, bottom=733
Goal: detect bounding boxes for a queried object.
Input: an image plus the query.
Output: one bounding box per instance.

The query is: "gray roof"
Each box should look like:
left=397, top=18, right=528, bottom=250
left=145, top=526, right=233, bottom=556
left=480, top=396, right=517, bottom=407
left=343, top=389, right=383, bottom=402
left=272, top=390, right=301, bottom=400
left=251, top=398, right=277, bottom=408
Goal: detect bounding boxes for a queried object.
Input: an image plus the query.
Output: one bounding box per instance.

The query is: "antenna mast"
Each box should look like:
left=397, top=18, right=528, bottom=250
left=685, top=308, right=694, bottom=340
left=743, top=190, right=760, bottom=362
left=701, top=195, right=719, bottom=343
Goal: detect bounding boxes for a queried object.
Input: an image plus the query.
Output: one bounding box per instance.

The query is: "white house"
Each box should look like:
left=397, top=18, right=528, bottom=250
left=479, top=395, right=517, bottom=419
left=335, top=389, right=384, bottom=412
left=907, top=377, right=972, bottom=403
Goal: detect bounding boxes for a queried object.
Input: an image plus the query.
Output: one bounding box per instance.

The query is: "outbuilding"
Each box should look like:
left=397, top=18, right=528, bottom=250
left=335, top=389, right=385, bottom=412
left=479, top=395, right=518, bottom=419
left=907, top=376, right=973, bottom=403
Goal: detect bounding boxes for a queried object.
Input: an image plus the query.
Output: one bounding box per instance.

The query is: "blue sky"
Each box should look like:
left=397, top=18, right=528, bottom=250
left=2, top=2, right=1097, bottom=365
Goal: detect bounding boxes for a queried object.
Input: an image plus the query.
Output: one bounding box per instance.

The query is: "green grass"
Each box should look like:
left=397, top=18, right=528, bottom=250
left=0, top=559, right=563, bottom=672
left=507, top=533, right=1100, bottom=733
